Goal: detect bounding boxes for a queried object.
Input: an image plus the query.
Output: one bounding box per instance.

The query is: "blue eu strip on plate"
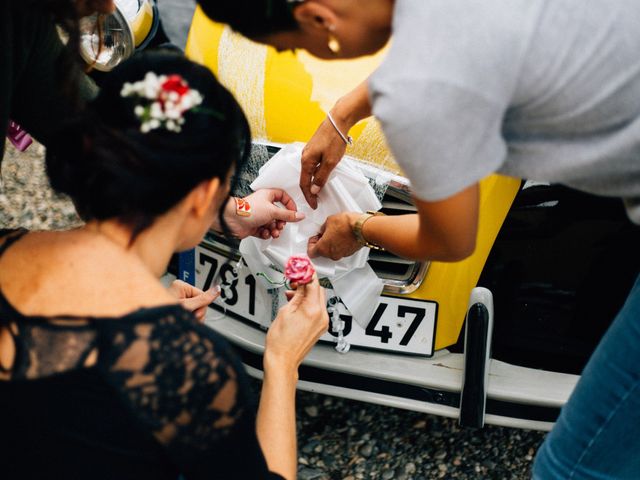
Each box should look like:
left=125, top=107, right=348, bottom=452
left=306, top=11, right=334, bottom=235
left=178, top=249, right=196, bottom=286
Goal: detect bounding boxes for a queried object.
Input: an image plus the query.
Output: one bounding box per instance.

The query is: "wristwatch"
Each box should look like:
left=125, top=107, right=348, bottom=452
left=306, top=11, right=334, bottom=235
left=352, top=210, right=386, bottom=251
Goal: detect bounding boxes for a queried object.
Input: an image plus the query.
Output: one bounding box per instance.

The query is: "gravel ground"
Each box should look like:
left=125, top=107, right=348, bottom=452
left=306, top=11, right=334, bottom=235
left=1, top=143, right=81, bottom=230
left=1, top=143, right=546, bottom=479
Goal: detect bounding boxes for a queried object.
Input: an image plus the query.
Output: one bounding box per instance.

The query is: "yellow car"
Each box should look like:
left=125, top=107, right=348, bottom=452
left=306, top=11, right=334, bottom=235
left=173, top=7, right=640, bottom=431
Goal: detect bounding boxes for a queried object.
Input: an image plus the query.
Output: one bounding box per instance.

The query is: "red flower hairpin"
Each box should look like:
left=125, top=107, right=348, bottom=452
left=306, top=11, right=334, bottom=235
left=121, top=72, right=204, bottom=133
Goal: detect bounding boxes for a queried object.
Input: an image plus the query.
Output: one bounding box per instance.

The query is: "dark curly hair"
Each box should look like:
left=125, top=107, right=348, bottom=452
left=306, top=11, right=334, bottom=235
left=197, top=0, right=299, bottom=38
left=46, top=51, right=251, bottom=240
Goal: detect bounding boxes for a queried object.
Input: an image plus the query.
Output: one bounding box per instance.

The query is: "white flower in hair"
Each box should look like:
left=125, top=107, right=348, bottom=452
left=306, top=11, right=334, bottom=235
left=120, top=72, right=204, bottom=133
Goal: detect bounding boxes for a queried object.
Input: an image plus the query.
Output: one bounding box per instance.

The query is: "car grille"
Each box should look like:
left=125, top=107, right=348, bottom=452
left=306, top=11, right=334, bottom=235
left=373, top=186, right=428, bottom=294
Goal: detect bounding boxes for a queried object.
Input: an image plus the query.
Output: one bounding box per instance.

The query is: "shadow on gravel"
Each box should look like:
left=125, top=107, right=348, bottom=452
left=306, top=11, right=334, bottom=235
left=293, top=388, right=544, bottom=480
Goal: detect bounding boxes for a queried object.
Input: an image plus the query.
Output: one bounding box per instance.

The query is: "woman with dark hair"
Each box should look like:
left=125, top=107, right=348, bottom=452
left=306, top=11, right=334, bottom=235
left=2, top=0, right=304, bottom=315
left=0, top=51, right=328, bottom=480
left=198, top=1, right=640, bottom=478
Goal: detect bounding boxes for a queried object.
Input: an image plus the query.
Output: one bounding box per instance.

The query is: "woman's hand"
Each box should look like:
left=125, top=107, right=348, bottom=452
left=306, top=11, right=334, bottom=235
left=310, top=184, right=481, bottom=262
left=168, top=279, right=220, bottom=323
left=264, top=275, right=329, bottom=375
left=257, top=275, right=327, bottom=480
left=300, top=80, right=373, bottom=209
left=223, top=189, right=305, bottom=240
left=300, top=116, right=350, bottom=210
left=307, top=212, right=362, bottom=260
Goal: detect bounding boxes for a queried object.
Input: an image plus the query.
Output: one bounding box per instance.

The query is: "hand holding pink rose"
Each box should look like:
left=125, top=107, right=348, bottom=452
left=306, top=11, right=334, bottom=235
left=284, top=255, right=315, bottom=286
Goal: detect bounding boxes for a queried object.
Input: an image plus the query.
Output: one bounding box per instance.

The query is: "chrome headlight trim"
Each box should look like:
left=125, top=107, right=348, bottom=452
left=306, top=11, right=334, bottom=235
left=373, top=184, right=429, bottom=295
left=79, top=8, right=135, bottom=72
left=78, top=0, right=158, bottom=72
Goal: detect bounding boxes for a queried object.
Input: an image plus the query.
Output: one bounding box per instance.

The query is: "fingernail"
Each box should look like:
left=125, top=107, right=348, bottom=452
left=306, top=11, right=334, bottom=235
left=209, top=285, right=221, bottom=295
left=310, top=185, right=321, bottom=195
left=295, top=212, right=306, bottom=220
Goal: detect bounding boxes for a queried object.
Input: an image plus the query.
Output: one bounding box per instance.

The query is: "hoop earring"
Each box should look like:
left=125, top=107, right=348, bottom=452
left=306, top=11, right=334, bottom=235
left=327, top=33, right=341, bottom=55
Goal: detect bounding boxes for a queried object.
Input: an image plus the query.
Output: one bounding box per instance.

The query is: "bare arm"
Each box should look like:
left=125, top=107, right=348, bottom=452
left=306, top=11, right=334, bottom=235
left=334, top=79, right=374, bottom=127
left=365, top=184, right=479, bottom=261
left=300, top=80, right=373, bottom=208
left=256, top=277, right=328, bottom=479
left=308, top=184, right=480, bottom=262
left=256, top=363, right=298, bottom=480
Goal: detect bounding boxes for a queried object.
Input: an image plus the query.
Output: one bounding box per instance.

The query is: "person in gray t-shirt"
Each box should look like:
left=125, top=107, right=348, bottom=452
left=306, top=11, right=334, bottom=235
left=200, top=0, right=639, bottom=263
left=199, top=0, right=639, bottom=477
left=371, top=0, right=640, bottom=211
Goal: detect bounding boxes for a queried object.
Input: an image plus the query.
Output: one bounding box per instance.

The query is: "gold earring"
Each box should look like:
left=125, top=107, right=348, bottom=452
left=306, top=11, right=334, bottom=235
left=327, top=32, right=341, bottom=55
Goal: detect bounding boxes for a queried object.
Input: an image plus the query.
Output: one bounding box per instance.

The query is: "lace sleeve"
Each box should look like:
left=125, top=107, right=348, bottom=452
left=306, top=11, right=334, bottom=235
left=99, top=307, right=283, bottom=480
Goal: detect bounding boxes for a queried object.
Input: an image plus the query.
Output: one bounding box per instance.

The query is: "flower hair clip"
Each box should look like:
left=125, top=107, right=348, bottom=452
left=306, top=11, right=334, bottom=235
left=121, top=72, right=205, bottom=133
left=257, top=254, right=316, bottom=289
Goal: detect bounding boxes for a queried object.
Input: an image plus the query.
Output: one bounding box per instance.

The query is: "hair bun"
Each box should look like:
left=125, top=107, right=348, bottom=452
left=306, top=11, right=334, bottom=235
left=45, top=51, right=251, bottom=235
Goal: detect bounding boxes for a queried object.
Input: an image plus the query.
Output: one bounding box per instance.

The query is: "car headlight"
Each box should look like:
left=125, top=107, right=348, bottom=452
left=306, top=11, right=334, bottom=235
left=79, top=0, right=158, bottom=72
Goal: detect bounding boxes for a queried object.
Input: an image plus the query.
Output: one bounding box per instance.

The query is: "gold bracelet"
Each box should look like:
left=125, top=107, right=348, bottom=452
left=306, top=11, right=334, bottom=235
left=352, top=210, right=385, bottom=251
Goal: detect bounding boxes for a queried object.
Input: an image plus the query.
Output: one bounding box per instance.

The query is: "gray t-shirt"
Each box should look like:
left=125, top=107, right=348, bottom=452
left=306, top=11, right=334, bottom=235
left=369, top=0, right=640, bottom=224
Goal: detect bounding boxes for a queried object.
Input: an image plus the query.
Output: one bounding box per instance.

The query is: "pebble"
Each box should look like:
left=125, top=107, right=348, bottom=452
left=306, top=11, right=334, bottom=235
left=298, top=467, right=328, bottom=480
left=359, top=443, right=374, bottom=458
left=302, top=440, right=320, bottom=454
left=381, top=469, right=396, bottom=480
left=434, top=449, right=447, bottom=460
left=482, top=459, right=497, bottom=469
left=305, top=405, right=319, bottom=418
left=413, top=419, right=427, bottom=429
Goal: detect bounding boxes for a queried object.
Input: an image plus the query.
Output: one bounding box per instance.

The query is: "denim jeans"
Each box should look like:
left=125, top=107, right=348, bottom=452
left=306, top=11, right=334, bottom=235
left=533, top=274, right=640, bottom=479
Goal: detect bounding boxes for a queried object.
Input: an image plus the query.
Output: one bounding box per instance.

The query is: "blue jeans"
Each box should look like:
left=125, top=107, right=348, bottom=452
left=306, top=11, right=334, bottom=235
left=533, top=274, right=640, bottom=479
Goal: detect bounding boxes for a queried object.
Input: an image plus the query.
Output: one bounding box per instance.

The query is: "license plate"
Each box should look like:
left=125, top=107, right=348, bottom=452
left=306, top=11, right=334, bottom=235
left=193, top=245, right=437, bottom=356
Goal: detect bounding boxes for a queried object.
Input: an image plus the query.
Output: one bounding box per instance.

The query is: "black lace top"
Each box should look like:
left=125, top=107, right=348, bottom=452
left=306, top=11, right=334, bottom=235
left=0, top=231, right=283, bottom=480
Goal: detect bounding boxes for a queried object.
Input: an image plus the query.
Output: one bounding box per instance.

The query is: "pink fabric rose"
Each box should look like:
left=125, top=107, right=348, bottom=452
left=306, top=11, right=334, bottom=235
left=284, top=254, right=315, bottom=286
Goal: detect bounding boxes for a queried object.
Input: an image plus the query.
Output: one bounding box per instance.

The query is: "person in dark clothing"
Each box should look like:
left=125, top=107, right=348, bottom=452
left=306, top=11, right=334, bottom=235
left=0, top=51, right=328, bottom=480
left=1, top=1, right=115, bottom=162
left=2, top=0, right=300, bottom=243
